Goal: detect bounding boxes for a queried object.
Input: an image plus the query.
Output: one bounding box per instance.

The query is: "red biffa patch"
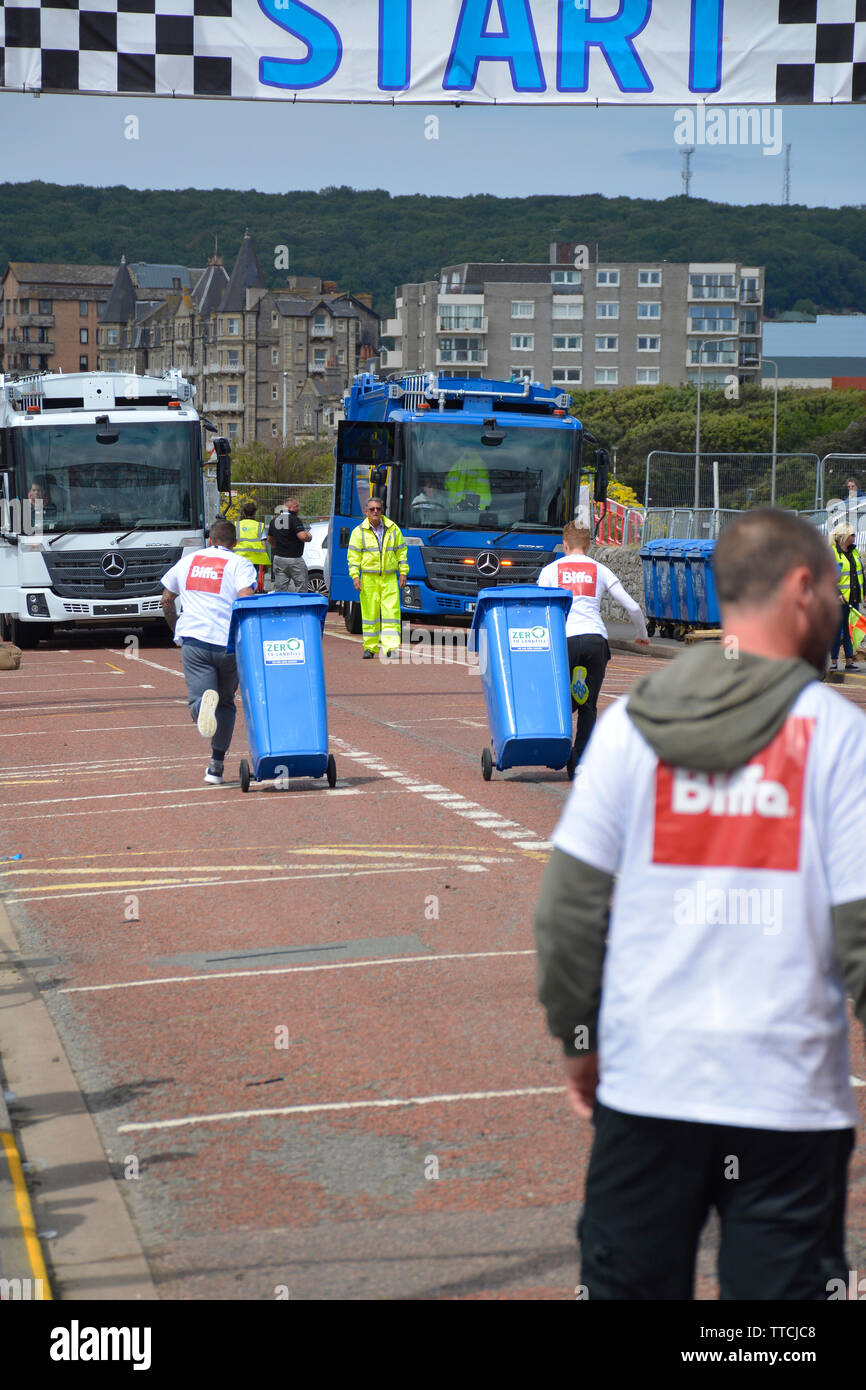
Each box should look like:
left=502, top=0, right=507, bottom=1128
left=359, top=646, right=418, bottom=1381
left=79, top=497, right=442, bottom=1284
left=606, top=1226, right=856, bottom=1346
left=186, top=554, right=229, bottom=594
left=652, top=717, right=813, bottom=871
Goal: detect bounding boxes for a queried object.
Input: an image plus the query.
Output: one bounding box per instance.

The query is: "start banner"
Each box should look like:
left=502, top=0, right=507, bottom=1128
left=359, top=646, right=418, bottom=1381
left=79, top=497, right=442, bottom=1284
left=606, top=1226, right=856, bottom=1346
left=0, top=1, right=863, bottom=105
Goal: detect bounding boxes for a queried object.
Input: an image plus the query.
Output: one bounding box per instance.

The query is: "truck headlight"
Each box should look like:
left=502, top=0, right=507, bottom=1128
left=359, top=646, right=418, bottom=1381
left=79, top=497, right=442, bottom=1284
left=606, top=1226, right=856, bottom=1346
left=26, top=593, right=50, bottom=617
left=402, top=585, right=420, bottom=609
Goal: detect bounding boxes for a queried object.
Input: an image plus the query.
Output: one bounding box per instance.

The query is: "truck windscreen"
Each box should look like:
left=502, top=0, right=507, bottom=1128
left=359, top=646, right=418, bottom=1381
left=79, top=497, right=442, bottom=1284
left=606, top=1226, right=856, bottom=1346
left=10, top=421, right=198, bottom=531
left=405, top=421, right=574, bottom=531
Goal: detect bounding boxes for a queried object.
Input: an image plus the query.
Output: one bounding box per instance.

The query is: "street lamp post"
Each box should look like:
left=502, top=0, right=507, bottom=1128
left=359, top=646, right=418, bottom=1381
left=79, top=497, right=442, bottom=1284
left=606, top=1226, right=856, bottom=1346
left=761, top=356, right=780, bottom=507
left=281, top=370, right=288, bottom=445
left=693, top=337, right=720, bottom=511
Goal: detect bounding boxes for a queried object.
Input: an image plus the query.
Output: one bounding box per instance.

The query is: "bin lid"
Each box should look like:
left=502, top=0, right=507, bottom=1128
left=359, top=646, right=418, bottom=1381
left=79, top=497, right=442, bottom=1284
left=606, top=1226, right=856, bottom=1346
left=227, top=592, right=328, bottom=652
left=684, top=539, right=717, bottom=557
left=639, top=539, right=686, bottom=557
left=469, top=583, right=572, bottom=636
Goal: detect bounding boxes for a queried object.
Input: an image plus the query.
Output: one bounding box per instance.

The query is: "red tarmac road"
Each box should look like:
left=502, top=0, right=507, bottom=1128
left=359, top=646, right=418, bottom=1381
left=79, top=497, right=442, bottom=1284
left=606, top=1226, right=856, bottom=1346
left=0, top=619, right=864, bottom=1300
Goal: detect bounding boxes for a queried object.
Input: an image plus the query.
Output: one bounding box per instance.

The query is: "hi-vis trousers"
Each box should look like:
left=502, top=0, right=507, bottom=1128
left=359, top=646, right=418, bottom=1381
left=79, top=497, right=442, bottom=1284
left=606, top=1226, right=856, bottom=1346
left=360, top=573, right=402, bottom=654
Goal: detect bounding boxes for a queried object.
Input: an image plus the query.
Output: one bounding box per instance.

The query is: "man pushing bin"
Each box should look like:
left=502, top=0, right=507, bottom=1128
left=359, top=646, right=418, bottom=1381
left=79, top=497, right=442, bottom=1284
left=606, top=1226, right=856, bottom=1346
left=347, top=497, right=409, bottom=659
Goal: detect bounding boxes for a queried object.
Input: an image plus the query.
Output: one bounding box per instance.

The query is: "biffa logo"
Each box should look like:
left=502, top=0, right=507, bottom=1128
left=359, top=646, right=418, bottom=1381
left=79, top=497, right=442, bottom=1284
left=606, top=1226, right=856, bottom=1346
left=653, top=718, right=813, bottom=871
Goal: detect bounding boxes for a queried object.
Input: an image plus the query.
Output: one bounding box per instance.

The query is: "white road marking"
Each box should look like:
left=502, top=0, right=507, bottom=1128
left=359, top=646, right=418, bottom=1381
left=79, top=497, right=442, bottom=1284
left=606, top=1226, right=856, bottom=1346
left=106, top=651, right=184, bottom=679
left=8, top=787, right=362, bottom=825
left=117, top=1084, right=561, bottom=1134
left=0, top=722, right=189, bottom=741
left=59, top=947, right=534, bottom=996
left=330, top=738, right=553, bottom=855
left=0, top=683, right=140, bottom=696
left=852, top=1075, right=865, bottom=1087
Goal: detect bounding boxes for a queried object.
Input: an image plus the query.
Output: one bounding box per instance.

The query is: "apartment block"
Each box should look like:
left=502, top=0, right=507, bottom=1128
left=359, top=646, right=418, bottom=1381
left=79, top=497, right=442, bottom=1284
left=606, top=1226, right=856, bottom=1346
left=381, top=241, right=764, bottom=390
left=1, top=262, right=117, bottom=375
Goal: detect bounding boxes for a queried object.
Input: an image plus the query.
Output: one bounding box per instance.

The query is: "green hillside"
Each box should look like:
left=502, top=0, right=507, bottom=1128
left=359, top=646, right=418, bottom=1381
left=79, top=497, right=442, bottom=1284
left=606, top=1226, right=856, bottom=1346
left=1, top=182, right=864, bottom=318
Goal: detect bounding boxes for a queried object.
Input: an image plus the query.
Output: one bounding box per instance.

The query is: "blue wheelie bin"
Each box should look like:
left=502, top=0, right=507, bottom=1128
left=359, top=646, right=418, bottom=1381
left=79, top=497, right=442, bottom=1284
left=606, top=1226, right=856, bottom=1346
left=469, top=584, right=573, bottom=779
left=227, top=593, right=336, bottom=792
left=686, top=539, right=721, bottom=627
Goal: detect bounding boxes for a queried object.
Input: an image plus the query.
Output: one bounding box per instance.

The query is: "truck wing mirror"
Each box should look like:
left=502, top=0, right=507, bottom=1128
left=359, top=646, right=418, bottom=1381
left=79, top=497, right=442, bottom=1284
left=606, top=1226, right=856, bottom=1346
left=593, top=449, right=610, bottom=504
left=214, top=437, right=232, bottom=495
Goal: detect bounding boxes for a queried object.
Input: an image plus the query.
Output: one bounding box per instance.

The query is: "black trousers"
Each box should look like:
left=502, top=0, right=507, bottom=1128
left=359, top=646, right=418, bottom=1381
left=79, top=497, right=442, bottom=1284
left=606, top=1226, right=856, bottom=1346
left=566, top=633, right=611, bottom=763
left=578, top=1101, right=855, bottom=1300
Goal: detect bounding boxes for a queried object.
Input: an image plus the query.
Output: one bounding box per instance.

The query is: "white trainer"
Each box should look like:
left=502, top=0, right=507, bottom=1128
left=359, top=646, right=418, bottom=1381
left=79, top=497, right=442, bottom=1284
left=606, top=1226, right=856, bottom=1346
left=197, top=688, right=218, bottom=739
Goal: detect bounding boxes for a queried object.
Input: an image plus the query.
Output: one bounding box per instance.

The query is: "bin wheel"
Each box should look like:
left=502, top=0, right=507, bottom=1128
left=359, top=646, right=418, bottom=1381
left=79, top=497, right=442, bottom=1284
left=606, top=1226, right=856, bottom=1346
left=326, top=754, right=337, bottom=788
left=481, top=747, right=493, bottom=781
left=239, top=758, right=251, bottom=793
left=646, top=620, right=656, bottom=638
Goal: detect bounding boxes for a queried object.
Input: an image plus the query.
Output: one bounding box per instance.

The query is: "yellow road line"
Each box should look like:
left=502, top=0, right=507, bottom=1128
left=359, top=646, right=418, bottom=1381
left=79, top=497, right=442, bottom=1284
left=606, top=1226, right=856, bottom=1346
left=0, top=1130, right=52, bottom=1299
left=105, top=662, right=125, bottom=673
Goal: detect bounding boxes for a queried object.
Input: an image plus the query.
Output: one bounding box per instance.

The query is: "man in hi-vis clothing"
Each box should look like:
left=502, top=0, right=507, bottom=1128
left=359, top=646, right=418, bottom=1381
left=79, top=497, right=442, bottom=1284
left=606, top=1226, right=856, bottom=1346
left=347, top=497, right=409, bottom=658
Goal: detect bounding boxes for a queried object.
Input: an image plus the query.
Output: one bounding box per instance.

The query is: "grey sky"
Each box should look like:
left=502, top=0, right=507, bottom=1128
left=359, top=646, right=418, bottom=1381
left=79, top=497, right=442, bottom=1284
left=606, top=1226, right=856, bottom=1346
left=6, top=93, right=864, bottom=207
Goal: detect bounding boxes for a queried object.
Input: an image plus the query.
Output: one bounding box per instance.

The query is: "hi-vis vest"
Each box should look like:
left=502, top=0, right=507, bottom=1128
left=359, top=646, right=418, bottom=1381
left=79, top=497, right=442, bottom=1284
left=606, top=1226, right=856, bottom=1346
left=235, top=518, right=270, bottom=567
left=347, top=517, right=409, bottom=579
left=833, top=543, right=864, bottom=604
left=444, top=457, right=492, bottom=509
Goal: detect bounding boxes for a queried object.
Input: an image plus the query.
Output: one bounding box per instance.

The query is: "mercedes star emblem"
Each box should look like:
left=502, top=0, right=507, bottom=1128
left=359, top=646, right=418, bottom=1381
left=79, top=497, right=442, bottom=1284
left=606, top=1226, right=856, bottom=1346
left=101, top=552, right=127, bottom=578
left=476, top=551, right=500, bottom=576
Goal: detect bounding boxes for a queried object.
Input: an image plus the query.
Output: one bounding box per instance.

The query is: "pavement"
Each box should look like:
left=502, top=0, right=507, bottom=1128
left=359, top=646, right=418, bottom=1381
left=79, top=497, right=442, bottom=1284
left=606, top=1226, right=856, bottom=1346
left=0, top=616, right=864, bottom=1301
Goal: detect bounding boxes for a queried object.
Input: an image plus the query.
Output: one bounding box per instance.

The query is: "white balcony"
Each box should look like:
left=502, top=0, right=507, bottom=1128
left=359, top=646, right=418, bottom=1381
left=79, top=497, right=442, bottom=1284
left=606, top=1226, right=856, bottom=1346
left=380, top=348, right=403, bottom=370
left=437, top=317, right=488, bottom=334
left=203, top=399, right=243, bottom=412
left=436, top=349, right=488, bottom=366
left=383, top=317, right=403, bottom=337
left=687, top=347, right=737, bottom=367
left=310, top=323, right=334, bottom=338
left=203, top=359, right=243, bottom=375
left=309, top=358, right=337, bottom=373
left=687, top=318, right=738, bottom=335
left=688, top=285, right=738, bottom=301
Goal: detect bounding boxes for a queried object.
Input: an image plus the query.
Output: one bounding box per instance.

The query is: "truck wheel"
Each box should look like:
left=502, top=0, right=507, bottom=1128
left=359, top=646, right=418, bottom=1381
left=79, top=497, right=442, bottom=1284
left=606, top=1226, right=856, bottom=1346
left=239, top=759, right=251, bottom=793
left=4, top=617, right=44, bottom=649
left=481, top=747, right=493, bottom=781
left=343, top=601, right=362, bottom=635
left=326, top=754, right=337, bottom=788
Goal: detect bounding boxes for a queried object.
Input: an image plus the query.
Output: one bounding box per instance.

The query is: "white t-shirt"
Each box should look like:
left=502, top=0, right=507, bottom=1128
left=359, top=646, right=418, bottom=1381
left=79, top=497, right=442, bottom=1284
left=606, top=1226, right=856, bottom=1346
left=536, top=553, right=647, bottom=640
left=161, top=547, right=256, bottom=648
left=551, top=683, right=866, bottom=1131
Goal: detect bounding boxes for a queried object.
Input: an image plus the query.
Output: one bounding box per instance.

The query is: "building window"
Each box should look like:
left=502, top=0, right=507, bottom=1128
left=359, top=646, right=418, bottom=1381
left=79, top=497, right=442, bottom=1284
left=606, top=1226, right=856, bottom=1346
left=552, top=302, right=583, bottom=319
left=79, top=356, right=88, bottom=370
left=741, top=276, right=761, bottom=302
left=272, top=348, right=279, bottom=365
left=228, top=350, right=240, bottom=367
left=106, top=327, right=119, bottom=344
left=510, top=334, right=534, bottom=350
left=638, top=270, right=662, bottom=287
left=19, top=299, right=29, bottom=313
left=551, top=270, right=581, bottom=286
left=596, top=270, right=620, bottom=286
left=228, top=422, right=239, bottom=439
left=80, top=328, right=88, bottom=344
left=272, top=312, right=278, bottom=328
left=337, top=349, right=345, bottom=365
left=596, top=302, right=619, bottom=319
left=636, top=368, right=660, bottom=384
left=295, top=346, right=304, bottom=362
left=511, top=301, right=535, bottom=318
left=552, top=335, right=582, bottom=351
left=637, top=302, right=661, bottom=319
left=552, top=367, right=582, bottom=384
left=228, top=318, right=239, bottom=335
left=595, top=335, right=619, bottom=352
left=79, top=300, right=88, bottom=317
left=637, top=335, right=660, bottom=351
left=228, top=385, right=239, bottom=405
left=510, top=367, right=533, bottom=382
left=36, top=299, right=52, bottom=315
left=107, top=357, right=117, bottom=371
left=595, top=367, right=619, bottom=385
left=295, top=318, right=305, bottom=330
left=271, top=384, right=278, bottom=400
left=337, top=319, right=346, bottom=332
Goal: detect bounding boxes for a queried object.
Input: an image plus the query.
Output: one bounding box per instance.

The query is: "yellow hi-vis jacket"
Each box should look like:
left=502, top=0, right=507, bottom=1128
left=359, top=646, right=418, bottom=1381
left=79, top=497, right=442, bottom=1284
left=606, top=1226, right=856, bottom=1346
left=832, top=542, right=864, bottom=605
left=236, top=518, right=271, bottom=567
left=347, top=515, right=409, bottom=579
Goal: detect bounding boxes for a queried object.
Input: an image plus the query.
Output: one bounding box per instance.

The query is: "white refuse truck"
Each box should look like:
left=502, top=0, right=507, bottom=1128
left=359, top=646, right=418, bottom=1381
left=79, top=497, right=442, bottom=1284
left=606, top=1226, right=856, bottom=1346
left=0, top=369, right=229, bottom=647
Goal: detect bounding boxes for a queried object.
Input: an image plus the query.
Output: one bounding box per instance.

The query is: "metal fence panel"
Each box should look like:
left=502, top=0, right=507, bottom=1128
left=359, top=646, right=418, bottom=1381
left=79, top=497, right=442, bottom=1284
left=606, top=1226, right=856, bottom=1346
left=644, top=452, right=822, bottom=513
left=223, top=481, right=335, bottom=523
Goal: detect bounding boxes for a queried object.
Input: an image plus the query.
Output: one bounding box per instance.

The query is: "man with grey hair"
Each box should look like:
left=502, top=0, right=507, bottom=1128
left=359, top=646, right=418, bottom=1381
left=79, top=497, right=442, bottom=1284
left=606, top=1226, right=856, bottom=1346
left=535, top=509, right=866, bottom=1300
left=269, top=498, right=312, bottom=592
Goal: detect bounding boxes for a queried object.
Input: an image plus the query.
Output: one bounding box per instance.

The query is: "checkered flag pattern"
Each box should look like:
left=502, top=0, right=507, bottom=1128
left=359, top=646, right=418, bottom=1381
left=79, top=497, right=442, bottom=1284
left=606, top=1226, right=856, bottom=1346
left=775, top=0, right=866, bottom=101
left=0, top=1, right=235, bottom=97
